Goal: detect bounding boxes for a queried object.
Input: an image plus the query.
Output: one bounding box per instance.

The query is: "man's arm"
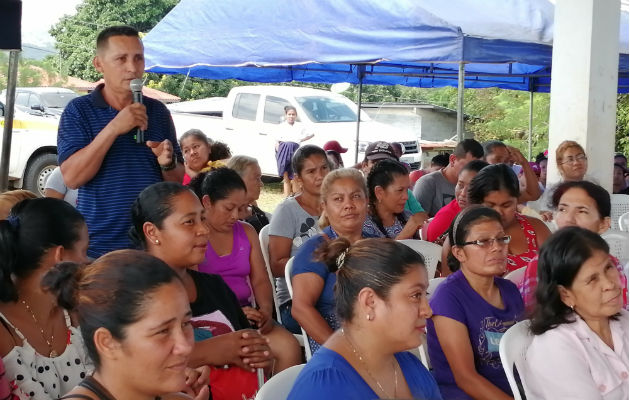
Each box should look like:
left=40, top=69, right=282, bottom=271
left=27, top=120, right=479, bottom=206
left=61, top=102, right=148, bottom=189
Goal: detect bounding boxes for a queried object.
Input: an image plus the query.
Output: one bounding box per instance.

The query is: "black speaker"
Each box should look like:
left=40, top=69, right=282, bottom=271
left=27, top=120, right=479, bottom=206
left=0, top=0, right=22, bottom=50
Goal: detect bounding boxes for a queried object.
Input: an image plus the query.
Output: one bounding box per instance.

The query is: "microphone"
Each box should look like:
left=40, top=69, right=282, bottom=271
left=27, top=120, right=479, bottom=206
left=129, top=78, right=144, bottom=144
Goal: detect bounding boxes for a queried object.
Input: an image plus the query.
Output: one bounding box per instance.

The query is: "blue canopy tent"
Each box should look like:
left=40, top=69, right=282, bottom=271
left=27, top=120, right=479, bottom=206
left=143, top=0, right=629, bottom=158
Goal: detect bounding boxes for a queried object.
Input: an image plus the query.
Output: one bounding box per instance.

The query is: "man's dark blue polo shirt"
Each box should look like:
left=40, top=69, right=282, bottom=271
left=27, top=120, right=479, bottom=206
left=57, top=84, right=183, bottom=258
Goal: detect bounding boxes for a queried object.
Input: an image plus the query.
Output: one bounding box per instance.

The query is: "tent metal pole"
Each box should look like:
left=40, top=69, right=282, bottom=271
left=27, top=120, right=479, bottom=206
left=456, top=62, right=465, bottom=141
left=528, top=91, right=534, bottom=161
left=1, top=50, right=20, bottom=192
left=354, top=65, right=365, bottom=164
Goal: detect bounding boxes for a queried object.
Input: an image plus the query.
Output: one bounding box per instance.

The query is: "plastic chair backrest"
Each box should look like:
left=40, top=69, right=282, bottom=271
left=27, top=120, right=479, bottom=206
left=254, top=363, right=305, bottom=400
left=602, top=230, right=630, bottom=265
left=619, top=211, right=629, bottom=232
left=611, top=194, right=630, bottom=229
left=427, top=277, right=446, bottom=300
left=499, top=320, right=534, bottom=400
left=504, top=266, right=526, bottom=286
left=259, top=225, right=282, bottom=324
left=397, top=239, right=442, bottom=279
left=284, top=257, right=313, bottom=360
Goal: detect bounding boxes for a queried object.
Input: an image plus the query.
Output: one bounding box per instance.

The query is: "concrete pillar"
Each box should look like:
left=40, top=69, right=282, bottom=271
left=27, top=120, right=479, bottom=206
left=547, top=0, right=620, bottom=191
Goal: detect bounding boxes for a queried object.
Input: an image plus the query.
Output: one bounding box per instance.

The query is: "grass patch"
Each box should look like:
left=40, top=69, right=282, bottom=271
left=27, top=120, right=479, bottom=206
left=258, top=181, right=285, bottom=214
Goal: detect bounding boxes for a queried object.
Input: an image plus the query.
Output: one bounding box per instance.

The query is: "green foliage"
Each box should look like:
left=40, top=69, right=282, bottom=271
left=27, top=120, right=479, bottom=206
left=49, top=0, right=179, bottom=81
left=616, top=94, right=629, bottom=157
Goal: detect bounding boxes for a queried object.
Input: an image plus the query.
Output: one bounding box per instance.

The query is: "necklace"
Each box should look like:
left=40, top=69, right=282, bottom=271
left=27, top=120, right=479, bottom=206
left=21, top=299, right=57, bottom=357
left=341, top=328, right=397, bottom=399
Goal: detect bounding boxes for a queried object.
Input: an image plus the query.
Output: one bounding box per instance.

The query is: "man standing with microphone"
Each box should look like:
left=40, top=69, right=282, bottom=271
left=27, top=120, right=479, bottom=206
left=57, top=25, right=184, bottom=258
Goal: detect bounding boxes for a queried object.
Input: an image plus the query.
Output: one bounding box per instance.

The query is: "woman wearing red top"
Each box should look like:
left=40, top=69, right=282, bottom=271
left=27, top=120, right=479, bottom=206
left=466, top=164, right=550, bottom=273
left=520, top=180, right=628, bottom=313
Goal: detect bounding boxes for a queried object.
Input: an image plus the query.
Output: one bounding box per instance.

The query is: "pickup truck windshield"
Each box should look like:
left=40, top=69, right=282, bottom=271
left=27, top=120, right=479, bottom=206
left=296, top=96, right=357, bottom=123
left=40, top=92, right=79, bottom=108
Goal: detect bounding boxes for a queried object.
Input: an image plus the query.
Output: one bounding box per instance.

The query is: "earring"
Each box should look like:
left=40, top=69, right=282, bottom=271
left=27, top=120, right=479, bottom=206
left=366, top=314, right=372, bottom=321
left=154, top=239, right=160, bottom=245
left=570, top=305, right=575, bottom=311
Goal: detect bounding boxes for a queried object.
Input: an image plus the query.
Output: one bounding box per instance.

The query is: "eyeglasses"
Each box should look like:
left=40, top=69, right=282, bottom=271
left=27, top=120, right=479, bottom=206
left=461, top=235, right=511, bottom=248
left=558, top=154, right=587, bottom=165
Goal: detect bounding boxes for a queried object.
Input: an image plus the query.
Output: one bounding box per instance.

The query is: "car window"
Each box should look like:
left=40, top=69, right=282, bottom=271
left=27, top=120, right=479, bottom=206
left=295, top=96, right=357, bottom=123
left=232, top=93, right=259, bottom=121
left=263, top=96, right=291, bottom=124
left=16, top=92, right=29, bottom=107
left=40, top=92, right=79, bottom=108
left=27, top=94, right=40, bottom=108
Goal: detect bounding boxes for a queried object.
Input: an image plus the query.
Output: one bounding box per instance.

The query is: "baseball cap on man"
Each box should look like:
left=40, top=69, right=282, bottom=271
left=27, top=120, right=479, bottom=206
left=323, top=140, right=348, bottom=153
left=365, top=141, right=397, bottom=161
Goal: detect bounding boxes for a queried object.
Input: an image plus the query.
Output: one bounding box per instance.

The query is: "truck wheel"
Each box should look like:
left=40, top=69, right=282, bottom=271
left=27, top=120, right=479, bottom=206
left=24, top=153, right=58, bottom=197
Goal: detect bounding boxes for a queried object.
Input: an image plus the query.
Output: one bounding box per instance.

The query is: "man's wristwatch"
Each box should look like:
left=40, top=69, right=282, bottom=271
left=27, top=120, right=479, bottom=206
left=160, top=154, right=177, bottom=171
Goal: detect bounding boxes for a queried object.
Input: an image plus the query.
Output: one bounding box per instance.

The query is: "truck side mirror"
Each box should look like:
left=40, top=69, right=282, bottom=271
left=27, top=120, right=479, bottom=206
left=0, top=103, right=4, bottom=117
left=31, top=104, right=44, bottom=112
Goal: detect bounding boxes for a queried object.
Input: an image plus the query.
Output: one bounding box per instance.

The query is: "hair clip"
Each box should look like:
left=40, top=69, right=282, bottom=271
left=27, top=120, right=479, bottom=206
left=336, top=249, right=348, bottom=269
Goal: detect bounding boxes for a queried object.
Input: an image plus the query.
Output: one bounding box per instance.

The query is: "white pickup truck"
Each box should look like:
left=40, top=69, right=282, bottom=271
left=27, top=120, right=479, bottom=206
left=169, top=85, right=422, bottom=175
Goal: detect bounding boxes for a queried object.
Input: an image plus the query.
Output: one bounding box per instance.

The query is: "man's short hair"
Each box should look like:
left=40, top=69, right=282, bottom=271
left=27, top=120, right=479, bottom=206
left=430, top=153, right=450, bottom=168
left=96, top=25, right=140, bottom=52
left=453, top=138, right=484, bottom=159
left=482, top=140, right=507, bottom=158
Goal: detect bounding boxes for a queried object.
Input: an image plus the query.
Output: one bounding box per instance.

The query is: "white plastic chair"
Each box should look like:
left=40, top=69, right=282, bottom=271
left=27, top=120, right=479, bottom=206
left=397, top=239, right=442, bottom=279
left=602, top=230, right=629, bottom=265
left=499, top=320, right=534, bottom=400
left=258, top=225, right=282, bottom=323
left=504, top=266, right=526, bottom=286
left=610, top=194, right=629, bottom=229
left=285, top=257, right=313, bottom=361
left=427, top=277, right=446, bottom=300
left=619, top=211, right=629, bottom=232
left=254, top=363, right=305, bottom=400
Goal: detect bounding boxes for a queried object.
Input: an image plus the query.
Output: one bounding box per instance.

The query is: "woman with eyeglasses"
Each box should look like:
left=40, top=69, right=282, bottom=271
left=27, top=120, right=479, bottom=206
left=427, top=205, right=524, bottom=400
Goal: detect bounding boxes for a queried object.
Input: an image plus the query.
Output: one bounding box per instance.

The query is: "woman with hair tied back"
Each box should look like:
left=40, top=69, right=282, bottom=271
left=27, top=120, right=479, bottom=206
left=288, top=238, right=441, bottom=400
left=46, top=251, right=210, bottom=400
left=130, top=182, right=273, bottom=400
left=362, top=159, right=428, bottom=240
left=0, top=198, right=91, bottom=399
left=427, top=205, right=524, bottom=400
left=524, top=227, right=628, bottom=400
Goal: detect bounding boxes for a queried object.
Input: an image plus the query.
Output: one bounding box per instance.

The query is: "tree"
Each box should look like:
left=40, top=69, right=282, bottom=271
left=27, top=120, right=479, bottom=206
left=49, top=0, right=179, bottom=81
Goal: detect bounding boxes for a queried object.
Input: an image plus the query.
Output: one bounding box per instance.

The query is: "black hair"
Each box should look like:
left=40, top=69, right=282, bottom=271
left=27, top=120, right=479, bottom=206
left=535, top=152, right=548, bottom=164
left=209, top=141, right=231, bottom=161
left=482, top=140, right=507, bottom=159
left=530, top=227, right=612, bottom=334
left=468, top=163, right=520, bottom=205
left=326, top=150, right=343, bottom=169
left=453, top=138, right=484, bottom=159
left=614, top=153, right=628, bottom=163
left=96, top=25, right=139, bottom=51
left=291, top=144, right=328, bottom=177
left=550, top=180, right=611, bottom=218
left=431, top=153, right=450, bottom=168
left=201, top=167, right=247, bottom=203
left=446, top=205, right=503, bottom=272
left=461, top=159, right=490, bottom=175
left=0, top=198, right=85, bottom=303
left=366, top=159, right=416, bottom=239
left=43, top=250, right=181, bottom=368
left=284, top=105, right=297, bottom=114
left=315, top=238, right=426, bottom=322
left=129, top=182, right=192, bottom=249
left=179, top=129, right=212, bottom=149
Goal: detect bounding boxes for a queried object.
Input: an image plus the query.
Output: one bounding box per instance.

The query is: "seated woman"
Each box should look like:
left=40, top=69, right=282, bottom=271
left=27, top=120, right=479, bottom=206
left=130, top=182, right=274, bottom=400
left=525, top=227, right=628, bottom=399
left=520, top=180, right=628, bottom=312
left=427, top=205, right=524, bottom=399
left=288, top=238, right=442, bottom=400
left=362, top=159, right=428, bottom=240
left=468, top=163, right=550, bottom=273
left=291, top=168, right=379, bottom=354
left=227, top=155, right=269, bottom=233
left=268, top=145, right=330, bottom=334
left=179, top=129, right=214, bottom=185
left=0, top=198, right=91, bottom=399
left=426, top=160, right=488, bottom=244
left=197, top=168, right=300, bottom=371
left=46, top=251, right=209, bottom=400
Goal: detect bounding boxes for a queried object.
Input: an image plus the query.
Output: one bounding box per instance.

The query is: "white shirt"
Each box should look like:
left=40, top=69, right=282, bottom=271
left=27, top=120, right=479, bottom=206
left=274, top=120, right=308, bottom=143
left=524, top=310, right=629, bottom=400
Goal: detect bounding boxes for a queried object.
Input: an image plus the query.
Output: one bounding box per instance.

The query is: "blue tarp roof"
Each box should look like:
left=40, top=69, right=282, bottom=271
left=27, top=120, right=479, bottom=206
left=143, top=0, right=629, bottom=93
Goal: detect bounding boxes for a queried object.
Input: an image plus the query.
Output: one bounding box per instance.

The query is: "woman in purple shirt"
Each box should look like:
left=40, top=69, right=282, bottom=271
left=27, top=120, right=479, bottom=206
left=197, top=168, right=301, bottom=372
left=427, top=205, right=524, bottom=399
